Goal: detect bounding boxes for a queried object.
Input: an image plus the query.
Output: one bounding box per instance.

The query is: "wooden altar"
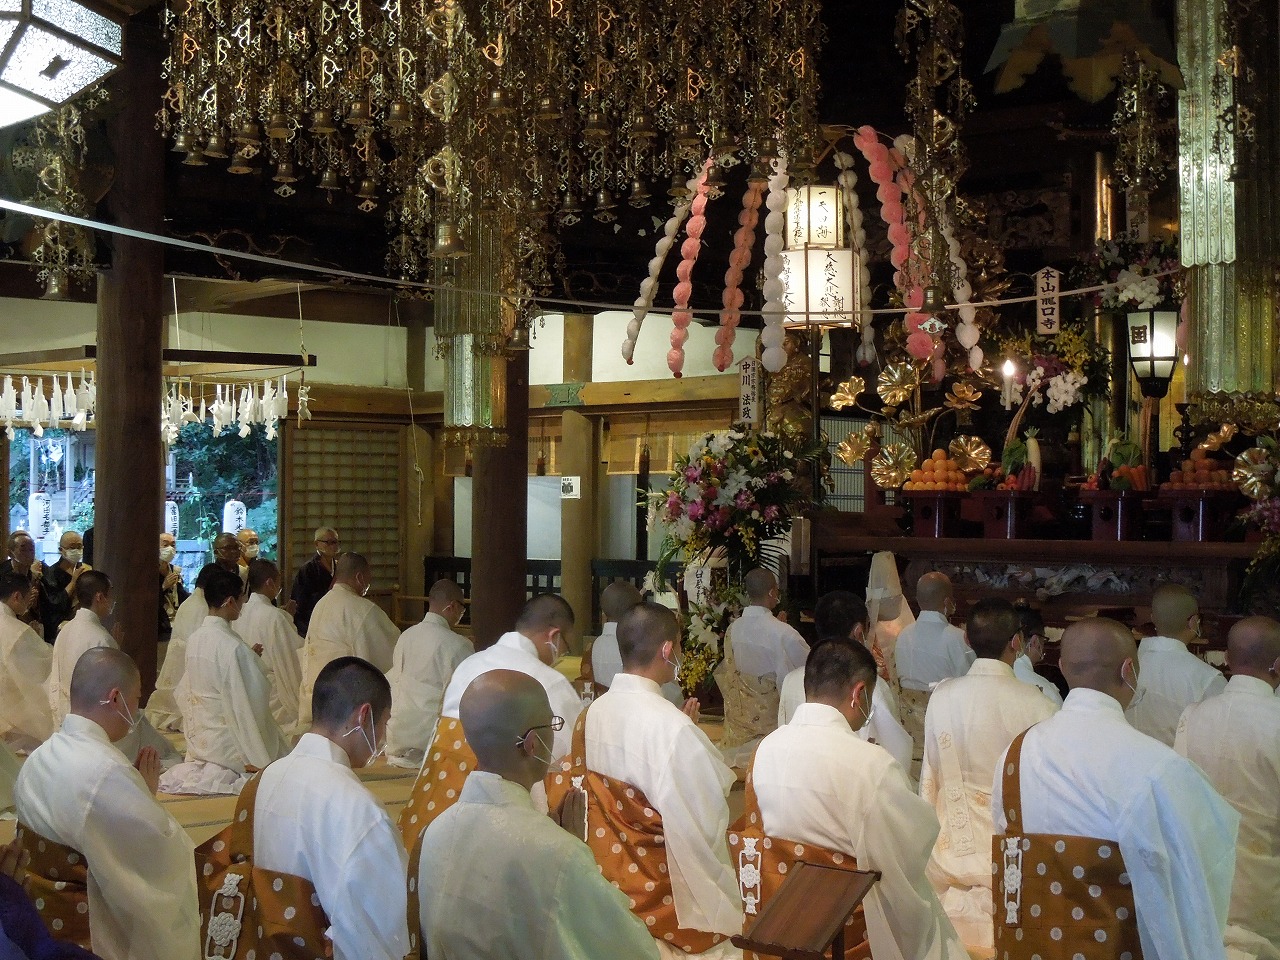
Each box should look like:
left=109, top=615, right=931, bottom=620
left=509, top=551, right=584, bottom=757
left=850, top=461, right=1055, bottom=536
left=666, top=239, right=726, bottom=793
left=811, top=514, right=1253, bottom=627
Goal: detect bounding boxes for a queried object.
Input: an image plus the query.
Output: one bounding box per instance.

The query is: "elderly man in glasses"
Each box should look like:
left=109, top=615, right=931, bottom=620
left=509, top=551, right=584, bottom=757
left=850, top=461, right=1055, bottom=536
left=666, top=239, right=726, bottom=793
left=290, top=526, right=341, bottom=636
left=547, top=602, right=740, bottom=960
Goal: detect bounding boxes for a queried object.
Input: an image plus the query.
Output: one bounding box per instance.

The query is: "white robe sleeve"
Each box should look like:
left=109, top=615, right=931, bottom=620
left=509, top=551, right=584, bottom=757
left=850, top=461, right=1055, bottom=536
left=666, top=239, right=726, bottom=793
left=355, top=607, right=400, bottom=673
left=856, top=762, right=968, bottom=960
left=865, top=702, right=914, bottom=775
left=264, top=609, right=305, bottom=721
left=2, top=625, right=54, bottom=742
left=1122, top=756, right=1238, bottom=960
left=317, top=814, right=409, bottom=960
left=542, top=840, right=662, bottom=960
left=79, top=764, right=201, bottom=960
left=651, top=723, right=741, bottom=935
left=225, top=644, right=290, bottom=768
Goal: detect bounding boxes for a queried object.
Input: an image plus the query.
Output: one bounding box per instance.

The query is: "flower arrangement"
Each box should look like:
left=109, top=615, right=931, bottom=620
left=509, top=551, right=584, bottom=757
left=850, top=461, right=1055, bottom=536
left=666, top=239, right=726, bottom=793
left=998, top=323, right=1112, bottom=412
left=648, top=424, right=823, bottom=695
left=1073, top=234, right=1184, bottom=312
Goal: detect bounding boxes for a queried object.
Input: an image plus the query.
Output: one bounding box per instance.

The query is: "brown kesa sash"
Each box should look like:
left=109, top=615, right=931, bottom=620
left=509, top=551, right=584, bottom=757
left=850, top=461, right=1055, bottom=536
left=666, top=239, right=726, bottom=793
left=396, top=716, right=476, bottom=851
left=195, top=771, right=332, bottom=960
left=992, top=729, right=1144, bottom=960
left=16, top=823, right=91, bottom=948
left=546, top=709, right=728, bottom=955
left=725, top=767, right=871, bottom=960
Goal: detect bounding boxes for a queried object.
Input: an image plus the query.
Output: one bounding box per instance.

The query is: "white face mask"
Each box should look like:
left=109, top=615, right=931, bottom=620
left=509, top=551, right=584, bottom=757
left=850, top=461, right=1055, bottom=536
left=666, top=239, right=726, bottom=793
left=242, top=544, right=260, bottom=560
left=100, top=694, right=140, bottom=730
left=853, top=689, right=875, bottom=726
left=1123, top=661, right=1144, bottom=706
left=543, top=635, right=564, bottom=666
left=63, top=548, right=83, bottom=564
left=530, top=731, right=556, bottom=767
left=343, top=714, right=383, bottom=766
left=361, top=582, right=371, bottom=597
left=160, top=546, right=177, bottom=563
left=662, top=642, right=682, bottom=675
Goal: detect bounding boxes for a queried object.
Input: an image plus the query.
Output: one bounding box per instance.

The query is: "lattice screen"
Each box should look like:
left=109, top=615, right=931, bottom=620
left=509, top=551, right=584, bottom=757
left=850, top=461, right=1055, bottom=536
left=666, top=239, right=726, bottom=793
left=285, top=424, right=402, bottom=589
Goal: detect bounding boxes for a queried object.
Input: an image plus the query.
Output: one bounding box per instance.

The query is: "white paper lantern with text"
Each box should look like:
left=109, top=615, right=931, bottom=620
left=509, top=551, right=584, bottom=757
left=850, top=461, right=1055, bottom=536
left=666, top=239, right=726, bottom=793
left=222, top=499, right=247, bottom=534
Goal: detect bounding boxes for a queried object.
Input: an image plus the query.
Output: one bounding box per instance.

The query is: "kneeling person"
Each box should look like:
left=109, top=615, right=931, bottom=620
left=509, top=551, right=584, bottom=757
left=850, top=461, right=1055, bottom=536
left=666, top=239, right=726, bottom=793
left=744, top=642, right=966, bottom=960
left=419, top=669, right=658, bottom=960
left=14, top=648, right=200, bottom=960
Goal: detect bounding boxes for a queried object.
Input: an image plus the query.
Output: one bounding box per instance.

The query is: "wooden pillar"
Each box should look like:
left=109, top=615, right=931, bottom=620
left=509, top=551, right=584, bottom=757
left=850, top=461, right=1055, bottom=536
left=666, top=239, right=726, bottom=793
left=400, top=298, right=431, bottom=393
left=559, top=312, right=595, bottom=643
left=95, top=20, right=165, bottom=695
left=470, top=349, right=529, bottom=649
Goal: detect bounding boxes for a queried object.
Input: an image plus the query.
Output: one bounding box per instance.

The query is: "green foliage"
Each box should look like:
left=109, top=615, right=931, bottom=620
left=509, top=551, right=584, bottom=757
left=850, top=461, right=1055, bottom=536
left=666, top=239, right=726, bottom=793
left=247, top=497, right=279, bottom=558
left=173, top=422, right=279, bottom=548
left=8, top=431, right=30, bottom=507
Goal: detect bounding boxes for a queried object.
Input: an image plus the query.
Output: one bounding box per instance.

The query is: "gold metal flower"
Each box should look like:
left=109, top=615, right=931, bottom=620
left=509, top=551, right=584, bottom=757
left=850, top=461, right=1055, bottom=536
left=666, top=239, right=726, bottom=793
left=945, top=382, right=982, bottom=411
left=828, top=377, right=865, bottom=411
left=835, top=432, right=871, bottom=466
left=1233, top=447, right=1275, bottom=500
left=948, top=435, right=992, bottom=472
left=893, top=408, right=940, bottom=431
left=871, top=442, right=918, bottom=489
left=1199, top=423, right=1238, bottom=452
left=877, top=363, right=921, bottom=407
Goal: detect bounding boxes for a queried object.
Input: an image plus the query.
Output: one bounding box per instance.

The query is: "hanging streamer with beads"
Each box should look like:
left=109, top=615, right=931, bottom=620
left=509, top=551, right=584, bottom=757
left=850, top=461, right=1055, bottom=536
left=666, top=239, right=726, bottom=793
left=715, top=178, right=764, bottom=371
left=668, top=158, right=714, bottom=378
left=759, top=157, right=791, bottom=372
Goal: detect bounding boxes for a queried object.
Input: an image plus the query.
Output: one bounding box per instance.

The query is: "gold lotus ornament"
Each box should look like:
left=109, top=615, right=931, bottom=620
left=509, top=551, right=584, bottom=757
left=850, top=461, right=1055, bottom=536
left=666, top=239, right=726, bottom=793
left=945, top=382, right=982, bottom=411
left=877, top=363, right=921, bottom=407
left=835, top=432, right=871, bottom=466
left=871, top=442, right=918, bottom=489
left=893, top=408, right=940, bottom=431
left=1199, top=423, right=1238, bottom=452
left=949, top=435, right=992, bottom=472
left=829, top=377, right=865, bottom=411
left=1233, top=447, right=1275, bottom=500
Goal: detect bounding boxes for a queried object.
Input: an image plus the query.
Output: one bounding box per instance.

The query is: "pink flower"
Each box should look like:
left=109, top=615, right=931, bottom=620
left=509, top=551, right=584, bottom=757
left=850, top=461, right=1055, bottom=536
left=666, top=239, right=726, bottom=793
left=684, top=466, right=702, bottom=483
left=687, top=501, right=705, bottom=522
left=764, top=505, right=780, bottom=521
left=735, top=491, right=755, bottom=509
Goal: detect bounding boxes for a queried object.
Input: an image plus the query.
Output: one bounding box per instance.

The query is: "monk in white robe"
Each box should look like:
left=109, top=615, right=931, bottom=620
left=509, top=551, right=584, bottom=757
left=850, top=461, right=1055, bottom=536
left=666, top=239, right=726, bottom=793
left=921, top=598, right=1058, bottom=958
left=236, top=558, right=307, bottom=731
left=14, top=647, right=200, bottom=960
left=48, top=571, right=180, bottom=769
left=0, top=573, right=54, bottom=751
left=747, top=642, right=967, bottom=960
left=992, top=617, right=1237, bottom=960
left=777, top=591, right=913, bottom=773
left=1010, top=605, right=1063, bottom=706
left=146, top=563, right=214, bottom=731
left=550, top=602, right=740, bottom=959
left=1127, top=583, right=1227, bottom=745
left=866, top=550, right=914, bottom=688
left=254, top=656, right=409, bottom=960
left=590, top=581, right=643, bottom=691
left=160, top=568, right=289, bottom=795
left=398, top=593, right=582, bottom=847
left=1176, top=616, right=1280, bottom=960
left=296, top=552, right=399, bottom=729
left=420, top=669, right=659, bottom=960
left=895, top=574, right=974, bottom=756
left=385, top=578, right=471, bottom=768
left=716, top=568, right=808, bottom=768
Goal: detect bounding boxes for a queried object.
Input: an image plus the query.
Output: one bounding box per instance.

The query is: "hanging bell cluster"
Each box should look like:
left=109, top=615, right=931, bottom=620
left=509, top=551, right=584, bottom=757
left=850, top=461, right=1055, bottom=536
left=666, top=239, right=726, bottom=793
left=160, top=376, right=292, bottom=446
left=0, top=372, right=96, bottom=441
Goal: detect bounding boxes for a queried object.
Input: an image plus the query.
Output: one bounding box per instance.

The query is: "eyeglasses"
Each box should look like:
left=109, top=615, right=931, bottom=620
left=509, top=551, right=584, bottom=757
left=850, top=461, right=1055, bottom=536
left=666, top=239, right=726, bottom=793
left=241, top=538, right=260, bottom=545
left=215, top=546, right=241, bottom=556
left=317, top=538, right=340, bottom=546
left=516, top=715, right=564, bottom=743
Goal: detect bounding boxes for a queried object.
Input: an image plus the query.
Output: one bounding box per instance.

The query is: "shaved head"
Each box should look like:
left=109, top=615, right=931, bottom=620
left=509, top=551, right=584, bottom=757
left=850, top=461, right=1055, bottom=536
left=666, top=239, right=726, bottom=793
left=213, top=532, right=238, bottom=553
left=601, top=581, right=643, bottom=623
left=428, top=579, right=464, bottom=606
left=618, top=602, right=679, bottom=669
left=516, top=593, right=575, bottom=634
left=460, top=670, right=552, bottom=776
left=744, top=568, right=777, bottom=604
left=335, top=552, right=370, bottom=583
left=1059, top=617, right=1136, bottom=698
left=1151, top=584, right=1198, bottom=639
left=69, top=648, right=139, bottom=713
left=1227, top=616, right=1280, bottom=678
left=916, top=572, right=953, bottom=611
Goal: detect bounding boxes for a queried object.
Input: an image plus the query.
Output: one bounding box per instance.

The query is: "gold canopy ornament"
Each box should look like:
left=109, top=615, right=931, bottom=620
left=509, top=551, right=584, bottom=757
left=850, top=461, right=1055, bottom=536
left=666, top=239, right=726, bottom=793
left=1233, top=447, right=1275, bottom=500
left=871, top=442, right=917, bottom=489
left=948, top=435, right=992, bottom=472
left=877, top=363, right=921, bottom=408
left=829, top=376, right=865, bottom=411
left=835, top=432, right=871, bottom=466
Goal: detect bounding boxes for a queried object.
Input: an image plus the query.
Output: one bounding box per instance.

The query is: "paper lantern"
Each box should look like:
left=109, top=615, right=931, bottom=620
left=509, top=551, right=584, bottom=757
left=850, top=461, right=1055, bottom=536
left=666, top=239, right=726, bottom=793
left=222, top=499, right=247, bottom=534
left=1126, top=310, right=1179, bottom=398
left=780, top=247, right=857, bottom=327
left=164, top=500, right=180, bottom=538
left=27, top=492, right=51, bottom=538
left=784, top=184, right=845, bottom=251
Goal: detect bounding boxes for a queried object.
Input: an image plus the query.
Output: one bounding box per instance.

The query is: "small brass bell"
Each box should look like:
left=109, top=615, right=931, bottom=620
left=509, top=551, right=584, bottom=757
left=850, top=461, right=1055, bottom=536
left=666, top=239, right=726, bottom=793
left=627, top=178, right=651, bottom=207
left=667, top=173, right=691, bottom=199
left=704, top=165, right=726, bottom=193
left=41, top=270, right=69, bottom=301
left=593, top=189, right=617, bottom=223
left=347, top=100, right=372, bottom=126
left=204, top=134, right=230, bottom=158
left=922, top=285, right=949, bottom=314
left=535, top=96, right=563, bottom=122
left=629, top=117, right=658, bottom=140
left=172, top=132, right=192, bottom=153
left=747, top=160, right=770, bottom=187
left=310, top=109, right=337, bottom=134
left=507, top=326, right=532, bottom=351
left=485, top=87, right=514, bottom=116
left=673, top=123, right=702, bottom=148
left=272, top=161, right=298, bottom=183
left=386, top=101, right=413, bottom=128
left=355, top=178, right=378, bottom=200
left=429, top=221, right=469, bottom=259
left=234, top=121, right=262, bottom=145
left=317, top=167, right=341, bottom=191
left=560, top=191, right=583, bottom=214
left=712, top=131, right=736, bottom=159
left=266, top=112, right=292, bottom=139
left=583, top=110, right=610, bottom=141
left=227, top=151, right=255, bottom=175
left=756, top=136, right=778, bottom=162
left=182, top=146, right=207, bottom=166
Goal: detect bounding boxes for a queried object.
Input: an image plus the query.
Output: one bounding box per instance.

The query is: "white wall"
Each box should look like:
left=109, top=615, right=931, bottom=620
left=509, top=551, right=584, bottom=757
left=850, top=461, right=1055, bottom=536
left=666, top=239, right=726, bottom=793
left=592, top=310, right=743, bottom=382
left=0, top=298, right=97, bottom=350
left=452, top=475, right=563, bottom=560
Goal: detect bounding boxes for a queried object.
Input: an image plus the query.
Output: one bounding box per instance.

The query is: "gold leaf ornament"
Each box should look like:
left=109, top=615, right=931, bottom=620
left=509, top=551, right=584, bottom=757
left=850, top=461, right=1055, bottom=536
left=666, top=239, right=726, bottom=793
left=877, top=363, right=921, bottom=407
left=871, top=442, right=918, bottom=489
left=835, top=432, right=871, bottom=466
left=1233, top=447, right=1275, bottom=500
left=829, top=377, right=865, bottom=411
left=945, top=382, right=982, bottom=410
left=1198, top=423, right=1238, bottom=452
left=949, top=435, right=992, bottom=472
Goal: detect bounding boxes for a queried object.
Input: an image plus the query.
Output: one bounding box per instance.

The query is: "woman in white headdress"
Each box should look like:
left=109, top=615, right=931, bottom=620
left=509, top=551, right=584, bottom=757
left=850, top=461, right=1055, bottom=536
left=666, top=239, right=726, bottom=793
left=866, top=551, right=914, bottom=688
